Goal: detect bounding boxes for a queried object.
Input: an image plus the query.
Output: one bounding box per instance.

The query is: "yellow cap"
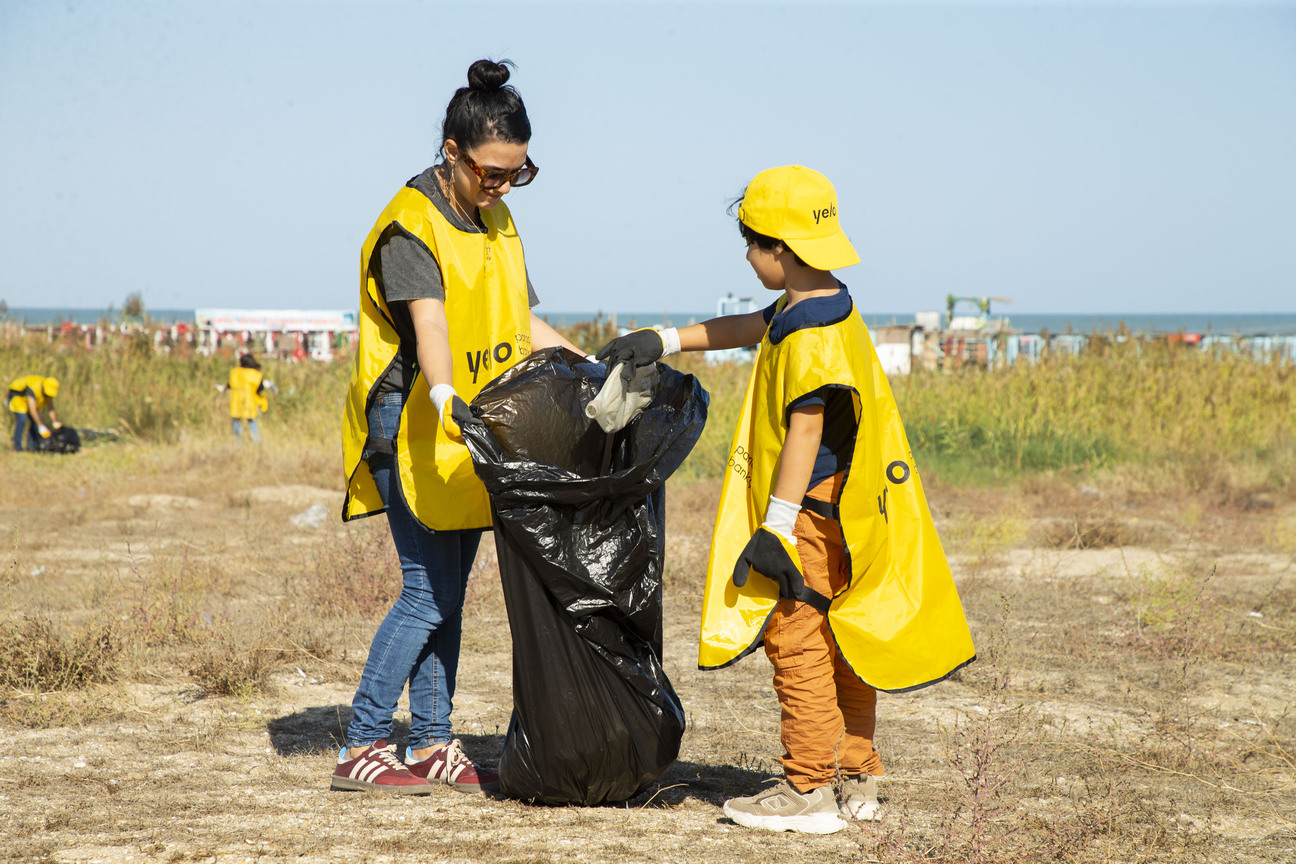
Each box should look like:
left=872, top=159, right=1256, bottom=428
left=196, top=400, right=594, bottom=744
left=738, top=165, right=859, bottom=270
left=43, top=377, right=59, bottom=398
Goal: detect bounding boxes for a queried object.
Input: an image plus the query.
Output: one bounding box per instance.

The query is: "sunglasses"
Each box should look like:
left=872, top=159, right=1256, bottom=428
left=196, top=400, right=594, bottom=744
left=458, top=152, right=538, bottom=189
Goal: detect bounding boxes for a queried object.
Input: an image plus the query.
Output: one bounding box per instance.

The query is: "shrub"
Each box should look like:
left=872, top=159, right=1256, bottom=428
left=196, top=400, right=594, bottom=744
left=0, top=615, right=121, bottom=691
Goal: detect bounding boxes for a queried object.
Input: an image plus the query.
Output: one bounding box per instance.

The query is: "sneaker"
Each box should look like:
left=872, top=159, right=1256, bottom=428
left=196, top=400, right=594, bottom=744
left=405, top=738, right=499, bottom=794
left=722, top=779, right=846, bottom=834
left=839, top=773, right=881, bottom=821
left=331, top=740, right=432, bottom=794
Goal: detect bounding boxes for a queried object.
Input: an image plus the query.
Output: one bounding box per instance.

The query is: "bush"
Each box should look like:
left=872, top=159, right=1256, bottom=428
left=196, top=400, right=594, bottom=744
left=0, top=615, right=121, bottom=691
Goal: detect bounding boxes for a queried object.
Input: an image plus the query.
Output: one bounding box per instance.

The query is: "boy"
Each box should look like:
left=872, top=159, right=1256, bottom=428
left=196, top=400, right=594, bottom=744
left=597, top=165, right=975, bottom=833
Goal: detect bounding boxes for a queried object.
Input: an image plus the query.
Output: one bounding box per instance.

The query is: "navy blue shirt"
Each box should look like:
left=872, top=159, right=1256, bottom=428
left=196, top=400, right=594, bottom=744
left=761, top=285, right=859, bottom=491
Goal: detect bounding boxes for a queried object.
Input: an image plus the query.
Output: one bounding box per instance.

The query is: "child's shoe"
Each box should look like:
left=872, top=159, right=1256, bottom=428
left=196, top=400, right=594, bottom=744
left=839, top=773, right=881, bottom=821
left=331, top=740, right=432, bottom=794
left=405, top=739, right=499, bottom=794
left=722, top=779, right=846, bottom=834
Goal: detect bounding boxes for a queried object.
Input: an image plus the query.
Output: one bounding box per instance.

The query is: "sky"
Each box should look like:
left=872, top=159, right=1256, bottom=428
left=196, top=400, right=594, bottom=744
left=1, top=1, right=1294, bottom=318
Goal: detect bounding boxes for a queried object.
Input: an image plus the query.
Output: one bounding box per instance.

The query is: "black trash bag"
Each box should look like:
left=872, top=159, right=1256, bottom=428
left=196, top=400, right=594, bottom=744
left=461, top=347, right=708, bottom=805
left=32, top=426, right=81, bottom=454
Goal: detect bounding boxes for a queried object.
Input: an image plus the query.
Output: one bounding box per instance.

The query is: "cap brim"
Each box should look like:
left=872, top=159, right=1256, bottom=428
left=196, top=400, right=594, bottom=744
left=785, top=232, right=860, bottom=271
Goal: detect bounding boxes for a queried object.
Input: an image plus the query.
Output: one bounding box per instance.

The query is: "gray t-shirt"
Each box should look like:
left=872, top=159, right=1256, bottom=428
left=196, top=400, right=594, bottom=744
left=372, top=165, right=539, bottom=396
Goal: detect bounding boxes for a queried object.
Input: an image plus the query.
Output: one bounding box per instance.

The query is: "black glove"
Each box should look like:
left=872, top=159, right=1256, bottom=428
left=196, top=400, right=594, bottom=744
left=453, top=395, right=485, bottom=430
left=731, top=527, right=831, bottom=612
left=443, top=395, right=485, bottom=442
left=595, top=329, right=665, bottom=381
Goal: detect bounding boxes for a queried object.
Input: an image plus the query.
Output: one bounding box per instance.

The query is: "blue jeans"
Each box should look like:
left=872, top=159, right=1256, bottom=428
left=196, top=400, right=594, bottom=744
left=347, top=393, right=483, bottom=749
left=12, top=413, right=30, bottom=451
left=232, top=418, right=260, bottom=442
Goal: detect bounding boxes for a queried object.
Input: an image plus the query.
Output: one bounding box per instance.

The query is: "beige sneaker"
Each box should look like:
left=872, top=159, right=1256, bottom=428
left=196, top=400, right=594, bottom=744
left=839, top=773, right=880, bottom=821
left=722, top=779, right=846, bottom=834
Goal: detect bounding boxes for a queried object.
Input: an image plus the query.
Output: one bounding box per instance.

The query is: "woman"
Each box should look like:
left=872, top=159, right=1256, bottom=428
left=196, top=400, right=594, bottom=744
left=335, top=59, right=585, bottom=795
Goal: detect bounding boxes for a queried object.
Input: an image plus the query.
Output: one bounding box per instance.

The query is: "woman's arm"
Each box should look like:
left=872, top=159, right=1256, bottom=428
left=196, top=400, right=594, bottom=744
left=407, top=298, right=455, bottom=390
left=530, top=312, right=588, bottom=355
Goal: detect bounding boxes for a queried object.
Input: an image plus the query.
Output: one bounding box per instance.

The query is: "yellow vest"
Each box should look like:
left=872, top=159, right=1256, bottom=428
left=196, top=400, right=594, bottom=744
left=342, top=183, right=531, bottom=531
left=8, top=375, right=53, bottom=414
left=227, top=367, right=266, bottom=419
left=699, top=299, right=976, bottom=692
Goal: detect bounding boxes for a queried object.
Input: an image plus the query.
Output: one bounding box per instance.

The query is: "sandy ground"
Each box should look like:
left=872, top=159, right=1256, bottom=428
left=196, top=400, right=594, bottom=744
left=1, top=447, right=1294, bottom=863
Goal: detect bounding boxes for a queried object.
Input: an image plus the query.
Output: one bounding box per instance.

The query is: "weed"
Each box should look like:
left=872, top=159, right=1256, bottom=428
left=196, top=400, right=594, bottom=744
left=0, top=614, right=121, bottom=690
left=114, top=543, right=209, bottom=646
left=187, top=628, right=287, bottom=699
left=294, top=519, right=401, bottom=619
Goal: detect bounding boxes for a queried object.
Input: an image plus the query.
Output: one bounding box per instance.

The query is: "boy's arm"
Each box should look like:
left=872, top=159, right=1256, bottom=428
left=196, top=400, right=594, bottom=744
left=769, top=404, right=824, bottom=514
left=729, top=404, right=829, bottom=608
left=677, top=310, right=769, bottom=352
left=594, top=310, right=768, bottom=376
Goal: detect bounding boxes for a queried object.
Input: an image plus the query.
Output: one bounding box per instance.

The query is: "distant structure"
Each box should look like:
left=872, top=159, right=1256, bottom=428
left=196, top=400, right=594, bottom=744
left=194, top=309, right=358, bottom=362
left=705, top=293, right=760, bottom=364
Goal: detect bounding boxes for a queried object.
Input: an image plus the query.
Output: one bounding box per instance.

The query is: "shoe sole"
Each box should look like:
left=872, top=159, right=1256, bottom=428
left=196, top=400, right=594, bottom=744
left=723, top=803, right=846, bottom=834
left=840, top=804, right=881, bottom=821
left=330, top=775, right=433, bottom=795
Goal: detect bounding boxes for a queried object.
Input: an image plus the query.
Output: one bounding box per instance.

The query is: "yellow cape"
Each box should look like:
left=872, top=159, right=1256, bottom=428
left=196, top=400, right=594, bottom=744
left=698, top=298, right=975, bottom=692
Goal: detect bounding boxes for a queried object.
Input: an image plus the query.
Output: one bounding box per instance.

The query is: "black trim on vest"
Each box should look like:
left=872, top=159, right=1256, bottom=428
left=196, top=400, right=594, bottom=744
left=767, top=287, right=854, bottom=345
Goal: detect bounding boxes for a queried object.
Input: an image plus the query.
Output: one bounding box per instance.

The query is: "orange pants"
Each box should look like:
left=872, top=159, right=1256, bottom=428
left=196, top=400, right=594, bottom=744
left=763, top=473, right=884, bottom=792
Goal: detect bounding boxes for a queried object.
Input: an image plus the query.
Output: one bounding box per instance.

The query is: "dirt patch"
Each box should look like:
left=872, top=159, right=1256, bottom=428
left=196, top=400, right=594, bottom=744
left=1, top=444, right=1294, bottom=863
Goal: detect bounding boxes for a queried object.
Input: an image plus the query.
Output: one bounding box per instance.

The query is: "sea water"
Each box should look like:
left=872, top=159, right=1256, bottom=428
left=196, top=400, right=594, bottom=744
left=10, top=308, right=1296, bottom=337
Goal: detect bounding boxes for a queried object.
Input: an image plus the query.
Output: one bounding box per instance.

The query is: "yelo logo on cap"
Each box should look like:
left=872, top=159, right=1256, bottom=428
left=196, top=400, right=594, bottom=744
left=739, top=165, right=859, bottom=271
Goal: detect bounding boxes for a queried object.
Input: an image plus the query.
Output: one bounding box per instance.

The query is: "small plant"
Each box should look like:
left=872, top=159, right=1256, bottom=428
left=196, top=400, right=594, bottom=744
left=188, top=629, right=286, bottom=699
left=117, top=544, right=208, bottom=646
left=0, top=614, right=121, bottom=691
left=297, top=520, right=401, bottom=619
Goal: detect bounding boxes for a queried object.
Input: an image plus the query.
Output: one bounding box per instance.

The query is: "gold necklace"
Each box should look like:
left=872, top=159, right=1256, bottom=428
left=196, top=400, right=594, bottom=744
left=439, top=162, right=491, bottom=266
left=439, top=162, right=483, bottom=232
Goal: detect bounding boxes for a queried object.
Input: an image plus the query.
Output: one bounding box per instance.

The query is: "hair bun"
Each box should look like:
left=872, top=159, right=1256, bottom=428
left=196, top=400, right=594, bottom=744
left=467, top=59, right=511, bottom=92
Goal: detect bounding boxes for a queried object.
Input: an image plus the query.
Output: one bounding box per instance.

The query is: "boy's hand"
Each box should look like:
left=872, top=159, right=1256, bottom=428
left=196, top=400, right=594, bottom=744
left=731, top=527, right=830, bottom=612
left=595, top=329, right=669, bottom=381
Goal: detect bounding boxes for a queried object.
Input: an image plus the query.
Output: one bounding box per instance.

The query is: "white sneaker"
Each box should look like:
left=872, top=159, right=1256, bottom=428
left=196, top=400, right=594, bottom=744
left=839, top=773, right=881, bottom=821
left=722, top=779, right=846, bottom=834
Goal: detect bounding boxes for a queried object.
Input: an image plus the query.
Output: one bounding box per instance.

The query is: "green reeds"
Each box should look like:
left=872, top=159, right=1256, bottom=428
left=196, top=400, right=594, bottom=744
left=894, top=339, right=1296, bottom=493
left=5, top=328, right=1292, bottom=500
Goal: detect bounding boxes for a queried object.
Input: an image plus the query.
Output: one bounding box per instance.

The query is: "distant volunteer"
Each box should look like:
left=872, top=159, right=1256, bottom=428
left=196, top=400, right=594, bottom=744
left=8, top=375, right=62, bottom=451
left=222, top=353, right=269, bottom=442
left=336, top=59, right=585, bottom=795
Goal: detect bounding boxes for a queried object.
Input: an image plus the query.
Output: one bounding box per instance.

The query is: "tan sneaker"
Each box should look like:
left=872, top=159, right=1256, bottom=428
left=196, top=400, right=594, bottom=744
left=722, top=779, right=846, bottom=834
left=839, top=773, right=880, bottom=821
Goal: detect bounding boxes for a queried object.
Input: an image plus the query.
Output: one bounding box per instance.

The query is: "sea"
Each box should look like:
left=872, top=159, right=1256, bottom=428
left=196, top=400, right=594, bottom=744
left=8, top=307, right=1296, bottom=337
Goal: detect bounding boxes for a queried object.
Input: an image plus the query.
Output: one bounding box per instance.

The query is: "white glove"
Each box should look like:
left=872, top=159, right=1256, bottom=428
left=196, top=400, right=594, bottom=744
left=658, top=327, right=682, bottom=357
left=762, top=495, right=802, bottom=544
left=428, top=383, right=456, bottom=416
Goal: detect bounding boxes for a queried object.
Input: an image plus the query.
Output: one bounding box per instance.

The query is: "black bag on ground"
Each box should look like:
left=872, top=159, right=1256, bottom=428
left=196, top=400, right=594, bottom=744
left=34, top=426, right=81, bottom=454
left=461, top=347, right=708, bottom=805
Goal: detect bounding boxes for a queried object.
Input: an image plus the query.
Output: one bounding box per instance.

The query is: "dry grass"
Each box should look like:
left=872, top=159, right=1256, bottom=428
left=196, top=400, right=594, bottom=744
left=1, top=334, right=1294, bottom=862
